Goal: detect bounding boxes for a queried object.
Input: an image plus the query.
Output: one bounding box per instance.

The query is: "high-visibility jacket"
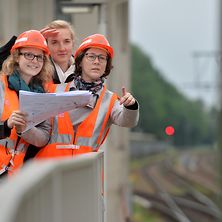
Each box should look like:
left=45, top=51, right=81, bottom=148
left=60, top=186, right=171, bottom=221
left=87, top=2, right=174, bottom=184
left=0, top=75, right=30, bottom=175
left=35, top=83, right=118, bottom=158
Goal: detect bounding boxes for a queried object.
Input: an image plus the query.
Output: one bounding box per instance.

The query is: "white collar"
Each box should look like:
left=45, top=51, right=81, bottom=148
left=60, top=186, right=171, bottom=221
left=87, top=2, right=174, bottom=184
left=53, top=58, right=75, bottom=84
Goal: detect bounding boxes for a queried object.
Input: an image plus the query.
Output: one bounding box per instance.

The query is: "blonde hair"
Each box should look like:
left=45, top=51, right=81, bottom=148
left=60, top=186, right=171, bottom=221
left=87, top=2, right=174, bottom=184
left=45, top=20, right=76, bottom=43
left=1, top=49, right=54, bottom=85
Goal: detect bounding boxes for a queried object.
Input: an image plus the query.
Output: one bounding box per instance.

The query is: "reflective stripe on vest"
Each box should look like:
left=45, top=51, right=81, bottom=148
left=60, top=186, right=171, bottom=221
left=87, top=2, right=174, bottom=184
left=47, top=83, right=117, bottom=151
left=0, top=75, right=29, bottom=175
left=49, top=82, right=74, bottom=144
left=76, top=90, right=117, bottom=148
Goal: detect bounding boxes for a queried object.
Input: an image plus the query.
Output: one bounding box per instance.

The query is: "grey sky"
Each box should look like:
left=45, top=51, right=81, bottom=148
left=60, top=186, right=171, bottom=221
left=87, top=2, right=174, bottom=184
left=130, top=0, right=220, bottom=107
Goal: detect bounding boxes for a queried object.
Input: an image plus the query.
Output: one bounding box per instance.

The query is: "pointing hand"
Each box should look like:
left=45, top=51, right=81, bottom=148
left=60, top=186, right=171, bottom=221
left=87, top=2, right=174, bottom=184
left=119, top=86, right=136, bottom=107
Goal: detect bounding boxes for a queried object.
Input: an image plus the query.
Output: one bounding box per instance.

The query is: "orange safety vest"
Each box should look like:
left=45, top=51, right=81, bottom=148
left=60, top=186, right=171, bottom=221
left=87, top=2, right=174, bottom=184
left=35, top=83, right=118, bottom=158
left=0, top=75, right=30, bottom=176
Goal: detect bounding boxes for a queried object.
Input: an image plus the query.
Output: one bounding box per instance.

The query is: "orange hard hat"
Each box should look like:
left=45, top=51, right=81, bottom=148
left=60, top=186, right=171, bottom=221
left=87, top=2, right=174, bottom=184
left=11, top=30, right=49, bottom=55
left=74, top=34, right=114, bottom=59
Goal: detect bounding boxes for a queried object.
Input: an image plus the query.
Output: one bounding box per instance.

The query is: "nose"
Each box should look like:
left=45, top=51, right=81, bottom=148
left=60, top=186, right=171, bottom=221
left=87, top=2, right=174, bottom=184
left=58, top=42, right=65, bottom=50
left=31, top=56, right=39, bottom=62
left=93, top=56, right=100, bottom=63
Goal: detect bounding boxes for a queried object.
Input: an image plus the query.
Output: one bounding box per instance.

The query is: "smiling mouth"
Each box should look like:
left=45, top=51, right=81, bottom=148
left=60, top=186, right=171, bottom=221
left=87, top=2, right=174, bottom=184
left=27, top=65, right=39, bottom=69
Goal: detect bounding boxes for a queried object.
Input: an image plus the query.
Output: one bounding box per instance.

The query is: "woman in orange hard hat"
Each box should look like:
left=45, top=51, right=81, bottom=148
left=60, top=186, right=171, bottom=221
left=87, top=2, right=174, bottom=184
left=0, top=20, right=77, bottom=160
left=0, top=30, right=53, bottom=176
left=35, top=33, right=139, bottom=158
left=0, top=20, right=76, bottom=84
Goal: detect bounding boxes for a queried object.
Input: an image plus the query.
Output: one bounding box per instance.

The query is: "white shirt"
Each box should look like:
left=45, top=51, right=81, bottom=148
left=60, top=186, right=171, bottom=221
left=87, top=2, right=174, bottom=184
left=53, top=57, right=75, bottom=83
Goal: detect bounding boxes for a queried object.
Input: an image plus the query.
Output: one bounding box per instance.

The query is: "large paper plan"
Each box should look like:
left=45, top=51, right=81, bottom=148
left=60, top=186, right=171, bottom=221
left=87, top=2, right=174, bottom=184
left=19, top=90, right=92, bottom=132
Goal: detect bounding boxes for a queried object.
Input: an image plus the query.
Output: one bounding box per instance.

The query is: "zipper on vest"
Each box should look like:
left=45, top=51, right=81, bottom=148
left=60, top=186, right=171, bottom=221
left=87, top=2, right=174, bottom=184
left=14, top=137, right=21, bottom=151
left=5, top=141, right=9, bottom=154
left=2, top=137, right=20, bottom=174
left=11, top=137, right=21, bottom=160
left=72, top=125, right=78, bottom=156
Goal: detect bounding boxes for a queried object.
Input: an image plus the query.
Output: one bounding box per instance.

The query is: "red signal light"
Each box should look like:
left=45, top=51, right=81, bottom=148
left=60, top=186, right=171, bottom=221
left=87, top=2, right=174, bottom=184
left=165, top=125, right=175, bottom=136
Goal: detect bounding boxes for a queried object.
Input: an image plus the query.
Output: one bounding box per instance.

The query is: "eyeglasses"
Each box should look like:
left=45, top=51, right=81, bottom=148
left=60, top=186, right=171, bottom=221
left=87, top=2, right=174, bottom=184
left=85, top=53, right=108, bottom=63
left=19, top=52, right=45, bottom=62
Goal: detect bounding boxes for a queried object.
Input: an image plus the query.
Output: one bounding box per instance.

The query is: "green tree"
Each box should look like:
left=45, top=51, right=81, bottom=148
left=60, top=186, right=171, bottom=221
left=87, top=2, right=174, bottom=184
left=131, top=44, right=216, bottom=146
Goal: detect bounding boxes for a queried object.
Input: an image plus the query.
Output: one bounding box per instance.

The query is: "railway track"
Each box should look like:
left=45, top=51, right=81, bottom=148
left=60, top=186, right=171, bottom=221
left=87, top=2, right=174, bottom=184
left=132, top=151, right=221, bottom=222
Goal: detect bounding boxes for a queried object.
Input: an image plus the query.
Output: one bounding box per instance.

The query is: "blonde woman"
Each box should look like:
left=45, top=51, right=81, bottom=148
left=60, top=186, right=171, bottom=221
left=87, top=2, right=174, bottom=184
left=0, top=20, right=76, bottom=84
left=41, top=19, right=76, bottom=83
left=0, top=20, right=77, bottom=161
left=0, top=30, right=53, bottom=176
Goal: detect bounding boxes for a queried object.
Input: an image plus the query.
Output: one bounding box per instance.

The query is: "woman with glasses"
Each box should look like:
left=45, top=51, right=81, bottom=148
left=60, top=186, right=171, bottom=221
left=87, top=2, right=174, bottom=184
left=35, top=34, right=139, bottom=158
left=0, top=30, right=53, bottom=176
left=0, top=20, right=77, bottom=160
left=0, top=20, right=76, bottom=84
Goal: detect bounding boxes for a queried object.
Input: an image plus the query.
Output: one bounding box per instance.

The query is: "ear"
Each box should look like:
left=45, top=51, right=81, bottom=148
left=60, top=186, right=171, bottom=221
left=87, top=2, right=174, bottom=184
left=15, top=57, right=20, bottom=63
left=15, top=50, right=20, bottom=63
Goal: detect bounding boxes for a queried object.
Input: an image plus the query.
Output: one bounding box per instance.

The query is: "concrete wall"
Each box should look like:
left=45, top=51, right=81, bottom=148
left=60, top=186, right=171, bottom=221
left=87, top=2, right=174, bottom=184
left=0, top=0, right=54, bottom=44
left=105, top=1, right=131, bottom=221
left=0, top=153, right=104, bottom=222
